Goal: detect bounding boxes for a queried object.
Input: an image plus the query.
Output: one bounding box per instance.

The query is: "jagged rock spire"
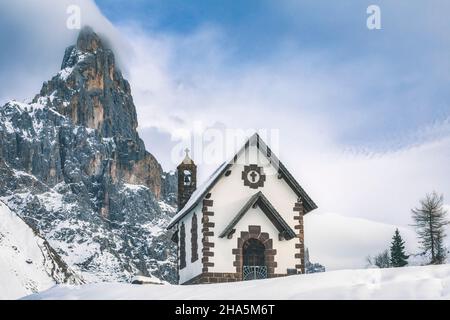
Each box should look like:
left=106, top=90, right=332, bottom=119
left=30, top=26, right=164, bottom=198
left=76, top=26, right=103, bottom=53
left=40, top=26, right=137, bottom=140
left=61, top=26, right=106, bottom=70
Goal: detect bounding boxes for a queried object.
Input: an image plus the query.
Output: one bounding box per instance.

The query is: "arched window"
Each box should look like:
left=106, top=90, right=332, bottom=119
left=180, top=222, right=186, bottom=269
left=183, top=170, right=192, bottom=186
left=191, top=213, right=198, bottom=262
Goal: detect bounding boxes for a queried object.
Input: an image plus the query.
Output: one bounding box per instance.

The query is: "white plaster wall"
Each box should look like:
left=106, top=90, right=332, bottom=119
left=178, top=202, right=203, bottom=284
left=208, top=145, right=301, bottom=274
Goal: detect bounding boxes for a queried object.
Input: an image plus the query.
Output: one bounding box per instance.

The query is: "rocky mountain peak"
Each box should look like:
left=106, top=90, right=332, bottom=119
left=76, top=26, right=104, bottom=54
left=39, top=26, right=135, bottom=139
left=28, top=27, right=166, bottom=199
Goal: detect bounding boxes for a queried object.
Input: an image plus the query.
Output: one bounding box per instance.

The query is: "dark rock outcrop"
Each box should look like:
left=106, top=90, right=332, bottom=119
left=0, top=27, right=177, bottom=283
left=34, top=25, right=163, bottom=202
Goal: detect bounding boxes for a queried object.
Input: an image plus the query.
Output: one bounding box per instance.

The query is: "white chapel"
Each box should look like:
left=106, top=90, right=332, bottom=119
left=167, top=133, right=317, bottom=284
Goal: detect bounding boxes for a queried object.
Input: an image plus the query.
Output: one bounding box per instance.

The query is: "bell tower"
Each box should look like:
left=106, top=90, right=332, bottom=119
left=177, top=148, right=197, bottom=210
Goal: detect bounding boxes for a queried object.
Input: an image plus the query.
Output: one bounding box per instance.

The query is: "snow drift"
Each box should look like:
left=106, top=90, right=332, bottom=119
left=25, top=264, right=450, bottom=300
left=0, top=201, right=81, bottom=299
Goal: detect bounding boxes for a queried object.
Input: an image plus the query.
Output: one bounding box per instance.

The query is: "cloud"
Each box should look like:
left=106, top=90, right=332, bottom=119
left=115, top=21, right=450, bottom=231
left=0, top=0, right=127, bottom=103
left=297, top=136, right=450, bottom=226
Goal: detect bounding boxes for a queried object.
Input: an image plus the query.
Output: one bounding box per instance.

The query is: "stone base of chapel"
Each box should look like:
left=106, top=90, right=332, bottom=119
left=181, top=272, right=292, bottom=285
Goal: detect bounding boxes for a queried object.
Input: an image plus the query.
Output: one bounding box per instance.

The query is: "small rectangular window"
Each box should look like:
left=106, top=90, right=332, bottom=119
left=179, top=222, right=186, bottom=269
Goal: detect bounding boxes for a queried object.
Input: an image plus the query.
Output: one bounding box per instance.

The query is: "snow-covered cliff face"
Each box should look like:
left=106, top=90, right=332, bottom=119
left=0, top=26, right=177, bottom=284
left=0, top=201, right=81, bottom=299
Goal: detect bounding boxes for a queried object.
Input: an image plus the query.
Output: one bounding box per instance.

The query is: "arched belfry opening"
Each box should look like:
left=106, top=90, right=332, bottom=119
left=242, top=238, right=267, bottom=280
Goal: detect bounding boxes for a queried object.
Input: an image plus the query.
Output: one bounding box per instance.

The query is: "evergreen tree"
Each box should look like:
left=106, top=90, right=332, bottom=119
left=390, top=229, right=409, bottom=267
left=411, top=192, right=449, bottom=264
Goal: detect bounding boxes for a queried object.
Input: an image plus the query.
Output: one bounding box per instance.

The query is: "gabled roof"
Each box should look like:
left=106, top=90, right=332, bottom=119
left=219, top=191, right=297, bottom=240
left=167, top=133, right=318, bottom=229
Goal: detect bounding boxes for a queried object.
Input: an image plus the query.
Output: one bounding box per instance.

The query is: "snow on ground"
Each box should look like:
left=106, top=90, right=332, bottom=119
left=25, top=264, right=450, bottom=300
left=0, top=201, right=56, bottom=299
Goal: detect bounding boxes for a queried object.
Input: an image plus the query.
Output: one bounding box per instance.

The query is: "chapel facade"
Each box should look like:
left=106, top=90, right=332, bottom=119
left=167, top=133, right=317, bottom=284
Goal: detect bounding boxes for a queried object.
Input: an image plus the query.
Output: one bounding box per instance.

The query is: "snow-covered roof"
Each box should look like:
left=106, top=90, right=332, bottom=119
left=167, top=133, right=318, bottom=229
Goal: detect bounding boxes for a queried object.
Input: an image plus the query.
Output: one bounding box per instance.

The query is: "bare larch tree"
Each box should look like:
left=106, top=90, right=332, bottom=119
left=411, top=192, right=448, bottom=264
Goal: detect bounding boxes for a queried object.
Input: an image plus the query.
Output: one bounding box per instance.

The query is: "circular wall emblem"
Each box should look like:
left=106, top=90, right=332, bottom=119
left=247, top=170, right=260, bottom=184
left=242, top=164, right=266, bottom=189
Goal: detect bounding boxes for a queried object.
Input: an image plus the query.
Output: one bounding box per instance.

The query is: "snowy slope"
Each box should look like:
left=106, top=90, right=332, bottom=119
left=305, top=212, right=420, bottom=270
left=0, top=201, right=81, bottom=299
left=305, top=212, right=450, bottom=270
left=25, top=264, right=450, bottom=300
